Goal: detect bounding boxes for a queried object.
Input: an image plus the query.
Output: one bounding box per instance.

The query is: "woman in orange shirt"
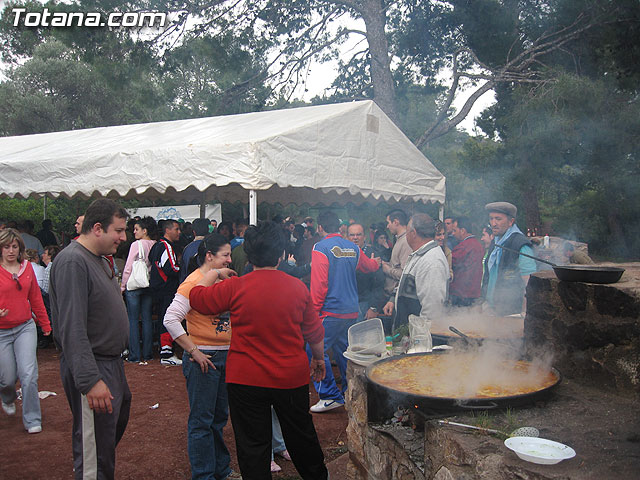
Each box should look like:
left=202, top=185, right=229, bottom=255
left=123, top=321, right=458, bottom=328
left=190, top=222, right=327, bottom=479
left=163, top=233, right=238, bottom=480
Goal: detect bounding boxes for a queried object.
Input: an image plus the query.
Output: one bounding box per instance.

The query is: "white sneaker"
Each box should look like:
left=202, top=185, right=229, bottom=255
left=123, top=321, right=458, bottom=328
left=2, top=402, right=16, bottom=416
left=310, top=399, right=344, bottom=413
left=160, top=355, right=182, bottom=366
left=270, top=460, right=282, bottom=472
left=27, top=425, right=42, bottom=434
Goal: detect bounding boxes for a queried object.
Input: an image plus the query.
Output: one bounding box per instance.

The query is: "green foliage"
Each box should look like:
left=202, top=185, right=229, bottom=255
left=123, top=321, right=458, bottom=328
left=0, top=1, right=272, bottom=135
left=388, top=0, right=460, bottom=81
left=471, top=72, right=640, bottom=258
left=450, top=0, right=524, bottom=69
left=472, top=410, right=494, bottom=430
left=0, top=196, right=91, bottom=236
left=0, top=39, right=165, bottom=135
left=503, top=407, right=520, bottom=434
left=429, top=134, right=507, bottom=228
left=161, top=34, right=271, bottom=118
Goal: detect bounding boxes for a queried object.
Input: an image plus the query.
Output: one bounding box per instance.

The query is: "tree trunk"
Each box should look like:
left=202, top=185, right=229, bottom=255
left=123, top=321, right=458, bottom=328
left=606, top=208, right=629, bottom=257
left=519, top=157, right=541, bottom=233
left=522, top=184, right=541, bottom=234
left=360, top=0, right=398, bottom=124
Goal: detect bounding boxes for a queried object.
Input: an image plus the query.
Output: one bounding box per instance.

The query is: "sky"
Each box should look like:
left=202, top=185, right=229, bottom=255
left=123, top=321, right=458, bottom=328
left=291, top=14, right=496, bottom=135
left=297, top=58, right=496, bottom=134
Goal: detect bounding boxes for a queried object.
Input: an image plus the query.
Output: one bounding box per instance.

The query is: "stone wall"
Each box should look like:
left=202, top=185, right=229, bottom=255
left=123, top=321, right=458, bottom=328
left=525, top=263, right=640, bottom=398
left=345, top=361, right=427, bottom=480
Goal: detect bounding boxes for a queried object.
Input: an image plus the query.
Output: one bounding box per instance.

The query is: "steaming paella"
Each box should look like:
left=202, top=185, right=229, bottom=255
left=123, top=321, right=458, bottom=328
left=368, top=352, right=559, bottom=399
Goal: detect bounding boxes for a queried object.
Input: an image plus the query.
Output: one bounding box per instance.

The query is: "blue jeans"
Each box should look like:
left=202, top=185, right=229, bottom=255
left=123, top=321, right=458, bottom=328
left=125, top=288, right=153, bottom=361
left=307, top=317, right=354, bottom=403
left=0, top=319, right=41, bottom=429
left=182, top=350, right=231, bottom=480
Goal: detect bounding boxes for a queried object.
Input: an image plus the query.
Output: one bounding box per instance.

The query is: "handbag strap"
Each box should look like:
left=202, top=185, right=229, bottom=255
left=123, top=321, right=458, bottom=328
left=137, top=240, right=145, bottom=261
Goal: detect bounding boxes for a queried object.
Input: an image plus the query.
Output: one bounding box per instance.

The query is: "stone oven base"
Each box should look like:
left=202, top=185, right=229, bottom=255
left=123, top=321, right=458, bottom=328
left=347, top=362, right=640, bottom=480
left=525, top=263, right=640, bottom=398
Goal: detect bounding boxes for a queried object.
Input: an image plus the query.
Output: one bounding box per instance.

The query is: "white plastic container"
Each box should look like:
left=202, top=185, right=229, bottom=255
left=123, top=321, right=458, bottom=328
left=347, top=318, right=386, bottom=355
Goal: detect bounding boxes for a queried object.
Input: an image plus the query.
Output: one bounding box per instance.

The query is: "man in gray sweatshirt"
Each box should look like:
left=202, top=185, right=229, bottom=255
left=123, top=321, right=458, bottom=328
left=50, top=199, right=130, bottom=480
left=383, top=214, right=449, bottom=329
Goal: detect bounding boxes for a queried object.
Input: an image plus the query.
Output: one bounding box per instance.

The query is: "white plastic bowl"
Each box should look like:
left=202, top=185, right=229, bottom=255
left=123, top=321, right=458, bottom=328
left=504, top=437, right=576, bottom=465
left=343, top=349, right=386, bottom=366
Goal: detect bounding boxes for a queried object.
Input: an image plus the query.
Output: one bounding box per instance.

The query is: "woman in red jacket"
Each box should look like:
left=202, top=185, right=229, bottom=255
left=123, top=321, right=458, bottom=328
left=190, top=221, right=328, bottom=480
left=0, top=228, right=51, bottom=434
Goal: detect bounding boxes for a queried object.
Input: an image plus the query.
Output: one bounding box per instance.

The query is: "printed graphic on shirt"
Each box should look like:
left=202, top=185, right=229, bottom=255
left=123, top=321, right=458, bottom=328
left=330, top=246, right=356, bottom=258
left=213, top=315, right=231, bottom=334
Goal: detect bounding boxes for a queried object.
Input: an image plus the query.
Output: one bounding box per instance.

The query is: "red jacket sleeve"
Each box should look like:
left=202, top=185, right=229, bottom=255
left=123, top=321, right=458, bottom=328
left=356, top=247, right=379, bottom=273
left=26, top=263, right=51, bottom=333
left=189, top=279, right=234, bottom=316
left=300, top=291, right=325, bottom=345
left=310, top=249, right=329, bottom=314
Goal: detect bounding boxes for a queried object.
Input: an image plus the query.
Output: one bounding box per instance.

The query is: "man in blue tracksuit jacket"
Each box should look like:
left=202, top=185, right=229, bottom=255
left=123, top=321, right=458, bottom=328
left=308, top=211, right=379, bottom=413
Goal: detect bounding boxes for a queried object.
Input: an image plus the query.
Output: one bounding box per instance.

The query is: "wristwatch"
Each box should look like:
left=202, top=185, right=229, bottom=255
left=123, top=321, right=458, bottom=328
left=188, top=345, right=199, bottom=356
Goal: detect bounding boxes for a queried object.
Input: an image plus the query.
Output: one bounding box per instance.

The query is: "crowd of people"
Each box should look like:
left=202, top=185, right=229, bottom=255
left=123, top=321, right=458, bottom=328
left=0, top=199, right=595, bottom=479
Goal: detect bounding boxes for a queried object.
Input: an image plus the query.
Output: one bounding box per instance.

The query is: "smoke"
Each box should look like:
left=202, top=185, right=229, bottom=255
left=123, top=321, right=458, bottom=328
left=434, top=311, right=524, bottom=341
left=435, top=309, right=556, bottom=398
left=406, top=342, right=556, bottom=400
left=367, top=310, right=558, bottom=423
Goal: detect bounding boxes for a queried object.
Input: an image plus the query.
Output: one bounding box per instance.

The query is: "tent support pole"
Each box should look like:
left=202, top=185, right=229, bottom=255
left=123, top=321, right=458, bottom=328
left=199, top=192, right=206, bottom=218
left=249, top=190, right=257, bottom=225
left=438, top=204, right=444, bottom=221
left=43, top=195, right=47, bottom=220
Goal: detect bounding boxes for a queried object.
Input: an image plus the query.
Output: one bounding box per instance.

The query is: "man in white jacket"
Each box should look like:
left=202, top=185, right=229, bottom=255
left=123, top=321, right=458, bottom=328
left=383, top=214, right=449, bottom=328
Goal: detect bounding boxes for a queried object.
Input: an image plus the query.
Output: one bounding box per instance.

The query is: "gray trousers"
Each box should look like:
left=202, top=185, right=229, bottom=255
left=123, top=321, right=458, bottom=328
left=0, top=319, right=41, bottom=430
left=60, top=355, right=131, bottom=480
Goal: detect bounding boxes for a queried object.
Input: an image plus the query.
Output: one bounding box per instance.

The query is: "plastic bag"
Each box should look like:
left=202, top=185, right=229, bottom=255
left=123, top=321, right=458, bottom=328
left=407, top=314, right=432, bottom=353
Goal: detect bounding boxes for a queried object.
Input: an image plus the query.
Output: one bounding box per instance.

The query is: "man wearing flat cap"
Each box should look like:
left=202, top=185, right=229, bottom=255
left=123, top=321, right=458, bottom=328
left=483, top=202, right=537, bottom=315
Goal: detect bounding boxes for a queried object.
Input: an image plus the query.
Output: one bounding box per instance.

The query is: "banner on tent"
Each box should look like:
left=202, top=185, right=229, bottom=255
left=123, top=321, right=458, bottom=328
left=127, top=204, right=221, bottom=223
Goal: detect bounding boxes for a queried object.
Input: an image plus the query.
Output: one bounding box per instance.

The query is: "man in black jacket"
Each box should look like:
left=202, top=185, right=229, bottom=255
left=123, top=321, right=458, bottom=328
left=348, top=223, right=385, bottom=322
left=149, top=219, right=182, bottom=365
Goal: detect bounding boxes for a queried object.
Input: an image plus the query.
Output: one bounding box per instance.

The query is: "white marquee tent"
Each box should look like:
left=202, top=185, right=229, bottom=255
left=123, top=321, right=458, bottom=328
left=0, top=100, right=445, bottom=223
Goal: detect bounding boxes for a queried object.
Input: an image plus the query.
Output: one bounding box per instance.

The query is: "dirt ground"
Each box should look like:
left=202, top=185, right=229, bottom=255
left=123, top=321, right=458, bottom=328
left=0, top=347, right=348, bottom=480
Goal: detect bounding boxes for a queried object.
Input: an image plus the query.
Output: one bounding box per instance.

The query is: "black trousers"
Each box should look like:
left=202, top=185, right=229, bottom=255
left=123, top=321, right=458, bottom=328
left=227, top=383, right=328, bottom=480
left=60, top=355, right=131, bottom=480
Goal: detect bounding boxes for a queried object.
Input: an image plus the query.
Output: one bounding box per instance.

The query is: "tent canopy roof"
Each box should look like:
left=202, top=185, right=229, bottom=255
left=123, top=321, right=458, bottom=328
left=0, top=100, right=445, bottom=206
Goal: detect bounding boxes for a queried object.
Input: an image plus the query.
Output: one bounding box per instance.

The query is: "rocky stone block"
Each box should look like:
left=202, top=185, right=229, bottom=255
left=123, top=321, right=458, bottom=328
left=593, top=285, right=640, bottom=318
left=525, top=264, right=640, bottom=398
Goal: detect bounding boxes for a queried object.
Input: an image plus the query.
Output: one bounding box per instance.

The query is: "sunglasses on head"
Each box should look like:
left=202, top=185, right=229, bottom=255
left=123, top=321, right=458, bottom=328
left=12, top=273, right=22, bottom=291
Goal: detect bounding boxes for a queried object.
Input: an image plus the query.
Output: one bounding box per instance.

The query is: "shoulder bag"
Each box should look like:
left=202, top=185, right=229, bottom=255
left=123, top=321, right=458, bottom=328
left=126, top=241, right=150, bottom=290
